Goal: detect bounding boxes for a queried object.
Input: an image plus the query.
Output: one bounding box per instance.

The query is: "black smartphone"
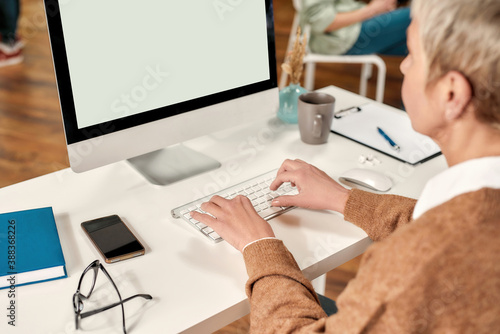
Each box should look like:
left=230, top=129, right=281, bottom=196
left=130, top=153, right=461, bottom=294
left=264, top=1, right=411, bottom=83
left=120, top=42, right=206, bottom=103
left=81, top=215, right=145, bottom=263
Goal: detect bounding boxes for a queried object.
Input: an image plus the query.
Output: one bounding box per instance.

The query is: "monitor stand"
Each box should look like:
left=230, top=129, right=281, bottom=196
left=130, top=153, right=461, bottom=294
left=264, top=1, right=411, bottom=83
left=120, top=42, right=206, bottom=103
left=127, top=144, right=221, bottom=186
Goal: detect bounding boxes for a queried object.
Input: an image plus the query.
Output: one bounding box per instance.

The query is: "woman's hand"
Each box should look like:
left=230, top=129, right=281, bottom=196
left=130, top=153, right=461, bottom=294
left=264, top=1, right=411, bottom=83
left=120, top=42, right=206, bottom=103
left=367, top=0, right=397, bottom=17
left=270, top=159, right=350, bottom=214
left=324, top=0, right=397, bottom=32
left=191, top=195, right=275, bottom=252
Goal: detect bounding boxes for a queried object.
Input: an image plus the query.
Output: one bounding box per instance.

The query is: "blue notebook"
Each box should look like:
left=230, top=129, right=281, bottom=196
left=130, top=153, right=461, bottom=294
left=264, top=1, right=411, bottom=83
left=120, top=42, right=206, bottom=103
left=0, top=207, right=67, bottom=289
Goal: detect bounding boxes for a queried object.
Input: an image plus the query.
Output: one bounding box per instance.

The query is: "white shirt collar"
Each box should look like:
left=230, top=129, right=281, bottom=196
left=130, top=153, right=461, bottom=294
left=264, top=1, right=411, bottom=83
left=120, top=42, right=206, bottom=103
left=413, top=156, right=500, bottom=219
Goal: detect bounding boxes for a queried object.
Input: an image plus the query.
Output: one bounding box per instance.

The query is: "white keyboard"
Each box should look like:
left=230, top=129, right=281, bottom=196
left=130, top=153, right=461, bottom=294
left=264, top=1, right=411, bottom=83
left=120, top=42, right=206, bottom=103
left=171, top=169, right=297, bottom=243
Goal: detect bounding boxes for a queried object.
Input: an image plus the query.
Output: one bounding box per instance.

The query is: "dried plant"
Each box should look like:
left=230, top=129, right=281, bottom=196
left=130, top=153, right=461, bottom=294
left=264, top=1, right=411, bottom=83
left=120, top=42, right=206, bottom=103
left=281, top=26, right=307, bottom=85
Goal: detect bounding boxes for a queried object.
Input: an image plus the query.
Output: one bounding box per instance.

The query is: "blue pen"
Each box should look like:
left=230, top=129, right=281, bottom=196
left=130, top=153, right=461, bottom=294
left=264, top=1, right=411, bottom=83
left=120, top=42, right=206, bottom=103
left=377, top=127, right=401, bottom=151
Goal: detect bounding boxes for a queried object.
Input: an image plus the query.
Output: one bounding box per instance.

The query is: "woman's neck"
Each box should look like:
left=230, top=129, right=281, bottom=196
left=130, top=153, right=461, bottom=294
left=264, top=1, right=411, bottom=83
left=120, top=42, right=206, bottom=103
left=436, top=112, right=500, bottom=167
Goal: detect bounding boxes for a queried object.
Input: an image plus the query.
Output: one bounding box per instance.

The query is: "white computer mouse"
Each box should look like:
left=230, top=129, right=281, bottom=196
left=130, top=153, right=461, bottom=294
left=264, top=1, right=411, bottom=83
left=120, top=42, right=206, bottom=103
left=339, top=168, right=392, bottom=192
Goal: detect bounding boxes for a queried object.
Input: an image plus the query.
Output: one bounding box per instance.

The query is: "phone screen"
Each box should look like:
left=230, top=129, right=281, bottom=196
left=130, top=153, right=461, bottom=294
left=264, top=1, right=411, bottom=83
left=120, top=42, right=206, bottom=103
left=81, top=215, right=145, bottom=262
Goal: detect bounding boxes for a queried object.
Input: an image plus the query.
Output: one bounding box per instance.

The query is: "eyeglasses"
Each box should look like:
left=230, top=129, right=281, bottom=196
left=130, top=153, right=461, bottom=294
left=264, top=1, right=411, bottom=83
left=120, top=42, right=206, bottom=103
left=73, top=260, right=152, bottom=334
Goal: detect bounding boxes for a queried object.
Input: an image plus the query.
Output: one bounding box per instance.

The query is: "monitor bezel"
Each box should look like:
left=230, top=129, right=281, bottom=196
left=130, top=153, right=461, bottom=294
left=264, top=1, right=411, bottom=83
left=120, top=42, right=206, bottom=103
left=44, top=0, right=278, bottom=145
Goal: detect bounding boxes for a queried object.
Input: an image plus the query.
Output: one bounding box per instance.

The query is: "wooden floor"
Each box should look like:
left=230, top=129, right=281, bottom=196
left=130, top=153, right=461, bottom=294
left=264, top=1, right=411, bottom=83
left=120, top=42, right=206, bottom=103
left=0, top=0, right=406, bottom=332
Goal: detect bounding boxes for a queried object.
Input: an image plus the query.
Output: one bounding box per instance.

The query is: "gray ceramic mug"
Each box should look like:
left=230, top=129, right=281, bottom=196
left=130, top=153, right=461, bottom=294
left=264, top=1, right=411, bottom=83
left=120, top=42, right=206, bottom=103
left=298, top=92, right=336, bottom=145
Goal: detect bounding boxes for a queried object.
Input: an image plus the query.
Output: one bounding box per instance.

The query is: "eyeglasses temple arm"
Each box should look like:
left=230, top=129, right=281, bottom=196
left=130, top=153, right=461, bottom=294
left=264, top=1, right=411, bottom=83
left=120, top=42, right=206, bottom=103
left=80, top=294, right=153, bottom=319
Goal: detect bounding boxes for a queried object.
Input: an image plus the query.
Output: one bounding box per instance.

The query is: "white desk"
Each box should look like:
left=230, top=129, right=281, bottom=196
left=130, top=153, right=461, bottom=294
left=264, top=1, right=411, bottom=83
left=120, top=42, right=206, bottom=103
left=0, top=86, right=447, bottom=334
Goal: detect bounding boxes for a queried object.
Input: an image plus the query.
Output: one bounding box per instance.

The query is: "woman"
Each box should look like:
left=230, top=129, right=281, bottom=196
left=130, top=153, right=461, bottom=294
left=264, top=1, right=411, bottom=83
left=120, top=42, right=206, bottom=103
left=300, top=0, right=410, bottom=56
left=192, top=0, right=500, bottom=332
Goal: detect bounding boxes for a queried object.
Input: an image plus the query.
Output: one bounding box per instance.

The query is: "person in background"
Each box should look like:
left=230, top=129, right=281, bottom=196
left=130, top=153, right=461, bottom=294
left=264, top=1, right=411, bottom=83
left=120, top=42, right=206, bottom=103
left=0, top=0, right=23, bottom=67
left=192, top=0, right=500, bottom=332
left=300, top=0, right=410, bottom=56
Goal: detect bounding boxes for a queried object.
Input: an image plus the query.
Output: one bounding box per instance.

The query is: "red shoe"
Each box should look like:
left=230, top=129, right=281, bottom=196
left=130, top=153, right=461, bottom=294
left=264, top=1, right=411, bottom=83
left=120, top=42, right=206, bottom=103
left=0, top=48, right=23, bottom=67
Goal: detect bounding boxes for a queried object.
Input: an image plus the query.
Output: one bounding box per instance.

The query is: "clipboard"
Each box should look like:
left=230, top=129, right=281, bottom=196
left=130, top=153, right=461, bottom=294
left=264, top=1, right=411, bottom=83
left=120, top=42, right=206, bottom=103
left=330, top=103, right=441, bottom=165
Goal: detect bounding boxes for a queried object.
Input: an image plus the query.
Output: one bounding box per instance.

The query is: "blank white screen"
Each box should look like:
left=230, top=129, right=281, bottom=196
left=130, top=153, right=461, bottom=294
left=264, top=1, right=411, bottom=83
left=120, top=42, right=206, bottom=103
left=59, top=1, right=270, bottom=129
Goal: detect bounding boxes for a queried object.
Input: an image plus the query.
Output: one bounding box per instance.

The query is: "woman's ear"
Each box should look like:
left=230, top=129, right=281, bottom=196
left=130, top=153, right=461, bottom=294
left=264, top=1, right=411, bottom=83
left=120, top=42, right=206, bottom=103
left=442, top=71, right=473, bottom=121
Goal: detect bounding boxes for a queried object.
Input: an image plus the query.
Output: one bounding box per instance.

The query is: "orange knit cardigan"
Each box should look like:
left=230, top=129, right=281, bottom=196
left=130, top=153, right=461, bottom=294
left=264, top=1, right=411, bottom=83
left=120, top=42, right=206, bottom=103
left=243, top=188, right=500, bottom=333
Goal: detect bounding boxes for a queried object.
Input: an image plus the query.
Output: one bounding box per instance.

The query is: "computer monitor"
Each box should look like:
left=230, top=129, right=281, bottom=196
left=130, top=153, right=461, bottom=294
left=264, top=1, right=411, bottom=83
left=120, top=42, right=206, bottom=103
left=44, top=0, right=278, bottom=185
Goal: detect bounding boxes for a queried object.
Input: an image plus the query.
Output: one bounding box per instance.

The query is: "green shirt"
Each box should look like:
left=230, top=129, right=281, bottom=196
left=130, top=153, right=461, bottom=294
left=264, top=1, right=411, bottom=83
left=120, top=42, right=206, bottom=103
left=300, top=0, right=366, bottom=55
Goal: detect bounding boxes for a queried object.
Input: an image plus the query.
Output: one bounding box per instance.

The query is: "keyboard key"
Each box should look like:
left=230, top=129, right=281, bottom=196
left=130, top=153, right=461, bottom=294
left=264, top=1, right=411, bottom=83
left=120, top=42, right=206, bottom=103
left=202, top=226, right=214, bottom=234
left=258, top=203, right=269, bottom=211
left=208, top=231, right=222, bottom=241
left=195, top=222, right=207, bottom=230
left=276, top=188, right=287, bottom=195
left=259, top=206, right=286, bottom=219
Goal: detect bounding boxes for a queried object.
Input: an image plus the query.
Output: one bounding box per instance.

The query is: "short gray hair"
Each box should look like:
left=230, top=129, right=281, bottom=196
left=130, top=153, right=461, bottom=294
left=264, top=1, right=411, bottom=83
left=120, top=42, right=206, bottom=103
left=411, top=0, right=500, bottom=128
